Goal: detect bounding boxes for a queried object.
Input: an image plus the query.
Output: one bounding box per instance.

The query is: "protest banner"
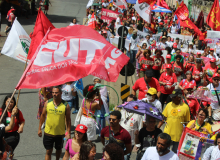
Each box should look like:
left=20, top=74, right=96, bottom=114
left=178, top=127, right=211, bottom=160
left=207, top=31, right=220, bottom=39
left=101, top=8, right=119, bottom=20
left=101, top=15, right=114, bottom=25
left=167, top=33, right=193, bottom=45
left=195, top=138, right=214, bottom=160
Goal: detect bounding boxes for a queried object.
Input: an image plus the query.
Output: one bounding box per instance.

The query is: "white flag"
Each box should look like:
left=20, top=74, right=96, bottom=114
left=1, top=18, right=31, bottom=63
left=134, top=1, right=151, bottom=23
left=113, top=0, right=128, bottom=10
left=86, top=0, right=94, bottom=9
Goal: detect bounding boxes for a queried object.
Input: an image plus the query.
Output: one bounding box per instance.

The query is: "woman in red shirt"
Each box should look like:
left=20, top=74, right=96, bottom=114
left=160, top=54, right=172, bottom=74
left=0, top=95, right=25, bottom=151
left=139, top=49, right=154, bottom=78
left=183, top=55, right=195, bottom=74
left=152, top=49, right=165, bottom=80
left=191, top=59, right=204, bottom=86
left=178, top=71, right=196, bottom=91
left=204, top=58, right=218, bottom=83
left=173, top=55, right=184, bottom=82
left=159, top=64, right=177, bottom=108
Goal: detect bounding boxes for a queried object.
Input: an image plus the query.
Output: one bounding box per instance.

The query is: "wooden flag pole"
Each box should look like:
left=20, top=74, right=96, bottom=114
left=0, top=89, right=17, bottom=123
left=16, top=59, right=28, bottom=106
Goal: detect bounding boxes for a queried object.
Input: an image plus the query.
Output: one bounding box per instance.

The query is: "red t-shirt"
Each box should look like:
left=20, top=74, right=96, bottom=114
left=159, top=72, right=177, bottom=94
left=199, top=31, right=207, bottom=41
left=204, top=63, right=218, bottom=82
left=139, top=57, right=154, bottom=71
left=190, top=66, right=203, bottom=82
left=173, top=63, right=183, bottom=77
left=179, top=79, right=196, bottom=89
left=183, top=98, right=200, bottom=119
left=132, top=77, right=160, bottom=100
left=184, top=62, right=195, bottom=74
left=0, top=109, right=25, bottom=132
left=101, top=126, right=131, bottom=146
left=152, top=56, right=165, bottom=70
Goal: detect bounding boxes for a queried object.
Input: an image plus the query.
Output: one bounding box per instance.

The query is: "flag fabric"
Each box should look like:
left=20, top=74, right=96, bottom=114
left=1, top=18, right=31, bottom=63
left=206, top=0, right=220, bottom=31
left=86, top=0, right=94, bottom=9
left=88, top=13, right=96, bottom=29
left=138, top=0, right=156, bottom=5
left=151, top=5, right=172, bottom=13
left=113, top=0, right=128, bottom=9
left=134, top=1, right=151, bottom=23
left=180, top=17, right=202, bottom=35
left=176, top=0, right=183, bottom=7
left=15, top=25, right=129, bottom=89
left=126, top=0, right=137, bottom=4
left=156, top=0, right=169, bottom=9
left=174, top=1, right=189, bottom=20
left=27, top=8, right=55, bottom=60
left=196, top=11, right=204, bottom=29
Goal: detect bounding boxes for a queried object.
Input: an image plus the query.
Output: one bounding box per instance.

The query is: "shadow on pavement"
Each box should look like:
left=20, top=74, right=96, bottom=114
left=0, top=91, right=38, bottom=95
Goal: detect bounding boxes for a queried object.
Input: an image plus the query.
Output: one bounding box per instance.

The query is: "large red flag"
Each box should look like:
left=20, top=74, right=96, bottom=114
left=88, top=13, right=96, bottom=29
left=27, top=8, right=55, bottom=60
left=156, top=0, right=169, bottom=9
left=174, top=1, right=189, bottom=20
left=138, top=0, right=156, bottom=5
left=196, top=11, right=204, bottom=28
left=180, top=17, right=202, bottom=35
left=206, top=0, right=220, bottom=31
left=15, top=25, right=129, bottom=89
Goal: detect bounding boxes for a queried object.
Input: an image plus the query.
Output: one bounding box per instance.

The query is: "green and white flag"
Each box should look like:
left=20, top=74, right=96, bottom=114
left=1, top=18, right=31, bottom=63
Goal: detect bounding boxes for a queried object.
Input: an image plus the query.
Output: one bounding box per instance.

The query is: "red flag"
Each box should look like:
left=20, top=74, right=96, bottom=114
left=15, top=25, right=129, bottom=89
left=180, top=17, right=202, bottom=35
left=88, top=13, right=96, bottom=29
left=156, top=0, right=169, bottom=9
left=196, top=11, right=204, bottom=29
left=206, top=0, right=220, bottom=31
left=174, top=2, right=189, bottom=20
left=27, top=8, right=55, bottom=60
left=138, top=0, right=156, bottom=5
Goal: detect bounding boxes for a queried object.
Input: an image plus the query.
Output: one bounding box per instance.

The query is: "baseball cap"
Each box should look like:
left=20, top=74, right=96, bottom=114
left=133, top=30, right=138, bottom=34
left=102, top=30, right=107, bottom=34
left=166, top=54, right=171, bottom=59
left=210, top=48, right=214, bottom=51
left=210, top=58, right=216, bottom=62
left=147, top=88, right=157, bottom=95
left=212, top=73, right=220, bottom=78
left=197, top=52, right=201, bottom=55
left=159, top=22, right=163, bottom=25
left=170, top=89, right=182, bottom=98
left=93, top=76, right=101, bottom=81
left=189, top=42, right=193, bottom=45
left=166, top=64, right=172, bottom=69
left=162, top=36, right=167, bottom=39
left=173, top=43, right=177, bottom=48
left=145, top=69, right=154, bottom=78
left=75, top=124, right=88, bottom=134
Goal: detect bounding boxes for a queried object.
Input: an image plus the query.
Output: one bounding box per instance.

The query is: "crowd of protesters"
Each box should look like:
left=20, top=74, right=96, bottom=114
left=1, top=0, right=220, bottom=160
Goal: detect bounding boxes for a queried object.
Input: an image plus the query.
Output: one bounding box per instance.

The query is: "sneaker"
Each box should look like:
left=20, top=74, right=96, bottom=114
left=72, top=110, right=78, bottom=114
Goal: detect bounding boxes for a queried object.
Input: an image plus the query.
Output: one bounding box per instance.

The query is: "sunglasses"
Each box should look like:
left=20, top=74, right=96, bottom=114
left=109, top=118, right=117, bottom=122
left=213, top=79, right=219, bottom=81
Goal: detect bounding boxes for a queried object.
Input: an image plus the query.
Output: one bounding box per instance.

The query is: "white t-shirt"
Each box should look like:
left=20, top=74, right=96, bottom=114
left=116, top=17, right=121, bottom=28
left=142, top=98, right=162, bottom=113
left=158, top=42, right=168, bottom=50
left=120, top=109, right=143, bottom=145
left=102, top=2, right=109, bottom=8
left=69, top=23, right=78, bottom=26
left=171, top=25, right=177, bottom=34
left=202, top=146, right=220, bottom=160
left=141, top=147, right=179, bottom=160
left=207, top=53, right=219, bottom=62
left=130, top=36, right=140, bottom=50
left=215, top=43, right=220, bottom=54
left=61, top=83, right=76, bottom=101
left=205, top=83, right=220, bottom=109
left=166, top=41, right=174, bottom=48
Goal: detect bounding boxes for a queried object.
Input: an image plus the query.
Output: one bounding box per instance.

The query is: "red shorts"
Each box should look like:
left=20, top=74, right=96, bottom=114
left=44, top=5, right=49, bottom=10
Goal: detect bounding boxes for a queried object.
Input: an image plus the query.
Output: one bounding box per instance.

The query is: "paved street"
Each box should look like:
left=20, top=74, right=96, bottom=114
left=0, top=0, right=105, bottom=159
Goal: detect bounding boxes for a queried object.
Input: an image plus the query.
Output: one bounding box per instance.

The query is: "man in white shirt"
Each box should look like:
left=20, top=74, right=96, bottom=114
left=102, top=0, right=109, bottom=8
left=170, top=21, right=177, bottom=34
left=158, top=36, right=168, bottom=50
left=175, top=38, right=181, bottom=49
left=166, top=36, right=173, bottom=48
left=141, top=133, right=179, bottom=160
left=128, top=30, right=139, bottom=64
left=116, top=14, right=122, bottom=28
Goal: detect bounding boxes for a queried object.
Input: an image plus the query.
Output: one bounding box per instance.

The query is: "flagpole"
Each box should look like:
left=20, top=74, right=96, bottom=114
left=16, top=58, right=29, bottom=107
left=0, top=89, right=17, bottom=123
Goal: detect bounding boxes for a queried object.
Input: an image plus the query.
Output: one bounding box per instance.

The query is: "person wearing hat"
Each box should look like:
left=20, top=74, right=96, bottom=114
left=132, top=69, right=161, bottom=100
left=158, top=36, right=168, bottom=50
left=128, top=30, right=139, bottom=64
left=5, top=8, right=15, bottom=35
left=182, top=84, right=200, bottom=119
left=195, top=52, right=205, bottom=66
left=186, top=42, right=196, bottom=54
left=157, top=22, right=165, bottom=34
left=205, top=73, right=220, bottom=123
left=63, top=124, right=88, bottom=160
left=204, top=58, right=218, bottom=83
left=152, top=49, right=165, bottom=79
left=160, top=54, right=172, bottom=74
left=158, top=89, right=191, bottom=153
left=190, top=59, right=204, bottom=86
left=207, top=48, right=219, bottom=63
left=159, top=64, right=177, bottom=108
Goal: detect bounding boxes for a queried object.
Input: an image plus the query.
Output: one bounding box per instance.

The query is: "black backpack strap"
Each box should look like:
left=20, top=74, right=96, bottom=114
left=212, top=83, right=220, bottom=106
left=197, top=99, right=205, bottom=109
left=144, top=79, right=150, bottom=89
left=183, top=96, right=194, bottom=119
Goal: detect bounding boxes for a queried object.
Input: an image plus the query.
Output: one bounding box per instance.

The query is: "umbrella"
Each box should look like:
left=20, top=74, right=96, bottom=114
left=117, top=100, right=163, bottom=121
left=151, top=5, right=172, bottom=13
left=92, top=3, right=102, bottom=7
